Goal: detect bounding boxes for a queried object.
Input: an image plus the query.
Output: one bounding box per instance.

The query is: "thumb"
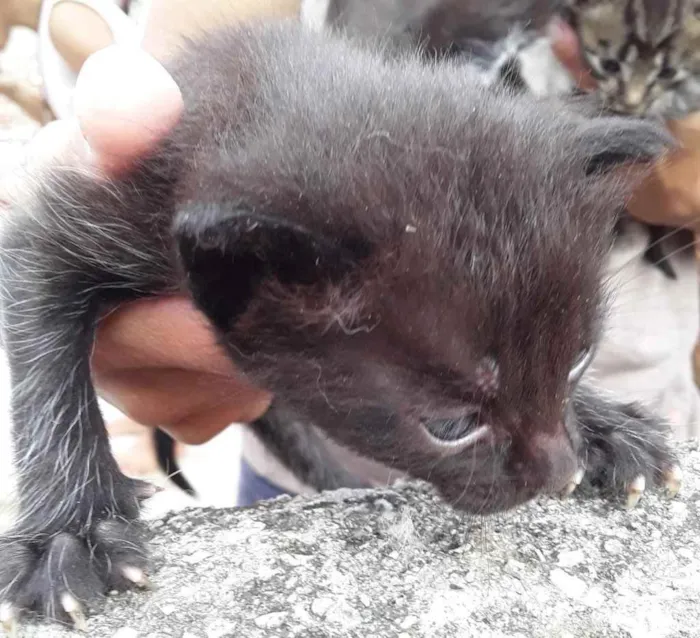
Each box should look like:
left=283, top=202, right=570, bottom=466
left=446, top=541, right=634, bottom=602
left=547, top=18, right=597, bottom=91
left=75, top=45, right=184, bottom=175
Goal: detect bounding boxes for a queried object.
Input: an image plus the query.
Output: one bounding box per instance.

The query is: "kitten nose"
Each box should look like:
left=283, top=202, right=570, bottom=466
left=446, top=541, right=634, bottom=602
left=538, top=433, right=578, bottom=492
left=513, top=430, right=578, bottom=493
left=622, top=85, right=646, bottom=111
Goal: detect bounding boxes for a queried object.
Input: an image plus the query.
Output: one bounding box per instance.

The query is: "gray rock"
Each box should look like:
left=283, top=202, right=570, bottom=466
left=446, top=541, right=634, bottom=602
left=15, top=441, right=700, bottom=638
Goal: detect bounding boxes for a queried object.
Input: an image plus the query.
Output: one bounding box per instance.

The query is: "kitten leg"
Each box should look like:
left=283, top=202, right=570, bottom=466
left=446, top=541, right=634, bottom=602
left=0, top=169, right=175, bottom=629
left=569, top=385, right=681, bottom=507
left=0, top=294, right=154, bottom=629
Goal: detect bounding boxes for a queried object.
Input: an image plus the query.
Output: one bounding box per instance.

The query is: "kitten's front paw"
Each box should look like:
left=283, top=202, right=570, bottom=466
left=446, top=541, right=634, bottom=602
left=0, top=479, right=154, bottom=634
left=569, top=396, right=682, bottom=508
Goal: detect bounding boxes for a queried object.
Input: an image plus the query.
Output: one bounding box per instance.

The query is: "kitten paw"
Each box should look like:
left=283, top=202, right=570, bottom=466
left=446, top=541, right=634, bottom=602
left=0, top=602, right=18, bottom=638
left=574, top=402, right=681, bottom=508
left=0, top=479, right=154, bottom=632
left=662, top=464, right=683, bottom=498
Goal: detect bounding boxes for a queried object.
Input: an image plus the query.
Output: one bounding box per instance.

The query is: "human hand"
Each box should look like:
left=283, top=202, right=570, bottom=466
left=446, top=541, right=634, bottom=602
left=548, top=17, right=700, bottom=230
left=2, top=45, right=271, bottom=444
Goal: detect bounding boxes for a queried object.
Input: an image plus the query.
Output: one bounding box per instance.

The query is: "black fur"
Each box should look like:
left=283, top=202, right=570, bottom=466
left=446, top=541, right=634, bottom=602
left=0, top=21, right=677, bottom=626
left=251, top=402, right=371, bottom=492
left=153, top=429, right=196, bottom=497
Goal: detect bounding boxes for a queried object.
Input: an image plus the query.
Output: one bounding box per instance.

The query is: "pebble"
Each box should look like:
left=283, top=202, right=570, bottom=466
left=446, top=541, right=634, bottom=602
left=311, top=597, right=334, bottom=617
left=669, top=502, right=688, bottom=520
left=504, top=559, right=527, bottom=578
left=557, top=549, right=585, bottom=567
left=400, top=616, right=418, bottom=629
left=286, top=576, right=299, bottom=589
left=113, top=629, right=139, bottom=638
left=603, top=539, right=624, bottom=555
left=582, top=587, right=606, bottom=608
left=183, top=550, right=211, bottom=564
left=550, top=568, right=588, bottom=599
left=374, top=498, right=395, bottom=512
left=205, top=621, right=237, bottom=638
left=254, top=612, right=287, bottom=629
left=326, top=600, right=363, bottom=628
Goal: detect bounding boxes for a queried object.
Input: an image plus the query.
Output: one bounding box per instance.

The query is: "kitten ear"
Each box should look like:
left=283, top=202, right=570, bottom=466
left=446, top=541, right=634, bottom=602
left=577, top=117, right=676, bottom=175
left=174, top=206, right=366, bottom=331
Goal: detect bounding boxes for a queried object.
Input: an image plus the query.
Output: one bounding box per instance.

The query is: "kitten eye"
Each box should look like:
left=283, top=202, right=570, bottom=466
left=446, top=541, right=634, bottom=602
left=601, top=59, right=621, bottom=74
left=658, top=66, right=677, bottom=80
left=420, top=414, right=487, bottom=447
left=568, top=347, right=594, bottom=384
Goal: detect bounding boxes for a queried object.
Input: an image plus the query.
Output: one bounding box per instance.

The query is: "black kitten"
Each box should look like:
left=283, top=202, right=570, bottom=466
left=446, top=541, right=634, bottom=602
left=0, top=20, right=679, bottom=632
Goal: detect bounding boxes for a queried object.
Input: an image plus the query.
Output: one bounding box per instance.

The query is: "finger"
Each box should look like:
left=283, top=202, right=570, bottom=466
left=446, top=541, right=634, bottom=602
left=99, top=368, right=271, bottom=441
left=93, top=296, right=239, bottom=376
left=75, top=45, right=184, bottom=175
left=668, top=113, right=700, bottom=148
left=547, top=17, right=597, bottom=91
left=0, top=119, right=89, bottom=211
left=628, top=150, right=700, bottom=227
left=2, top=47, right=184, bottom=210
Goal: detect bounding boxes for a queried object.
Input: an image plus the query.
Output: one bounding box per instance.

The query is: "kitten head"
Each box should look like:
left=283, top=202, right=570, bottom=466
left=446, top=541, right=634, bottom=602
left=174, top=73, right=671, bottom=514
left=566, top=0, right=695, bottom=115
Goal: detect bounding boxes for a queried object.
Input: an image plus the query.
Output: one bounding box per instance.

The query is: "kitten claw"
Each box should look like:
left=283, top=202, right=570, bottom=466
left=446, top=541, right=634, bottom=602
left=0, top=602, right=18, bottom=638
left=625, top=475, right=646, bottom=509
left=60, top=593, right=87, bottom=632
left=133, top=479, right=162, bottom=501
left=122, top=565, right=151, bottom=589
left=561, top=467, right=585, bottom=498
left=663, top=465, right=682, bottom=498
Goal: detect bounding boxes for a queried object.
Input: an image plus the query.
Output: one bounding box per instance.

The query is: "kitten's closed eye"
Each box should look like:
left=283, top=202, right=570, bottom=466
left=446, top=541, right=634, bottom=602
left=568, top=347, right=594, bottom=385
left=420, top=414, right=489, bottom=448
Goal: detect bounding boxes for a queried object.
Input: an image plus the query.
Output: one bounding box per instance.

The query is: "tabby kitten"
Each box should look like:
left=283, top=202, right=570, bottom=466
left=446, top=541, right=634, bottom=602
left=563, top=0, right=700, bottom=278
left=564, top=0, right=700, bottom=118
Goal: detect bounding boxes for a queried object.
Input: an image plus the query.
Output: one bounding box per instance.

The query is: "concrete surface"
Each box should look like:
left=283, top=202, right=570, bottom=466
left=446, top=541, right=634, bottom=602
left=10, top=440, right=700, bottom=638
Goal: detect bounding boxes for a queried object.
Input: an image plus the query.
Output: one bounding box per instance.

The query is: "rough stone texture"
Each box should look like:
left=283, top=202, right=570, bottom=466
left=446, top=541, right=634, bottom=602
left=11, top=440, right=699, bottom=638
